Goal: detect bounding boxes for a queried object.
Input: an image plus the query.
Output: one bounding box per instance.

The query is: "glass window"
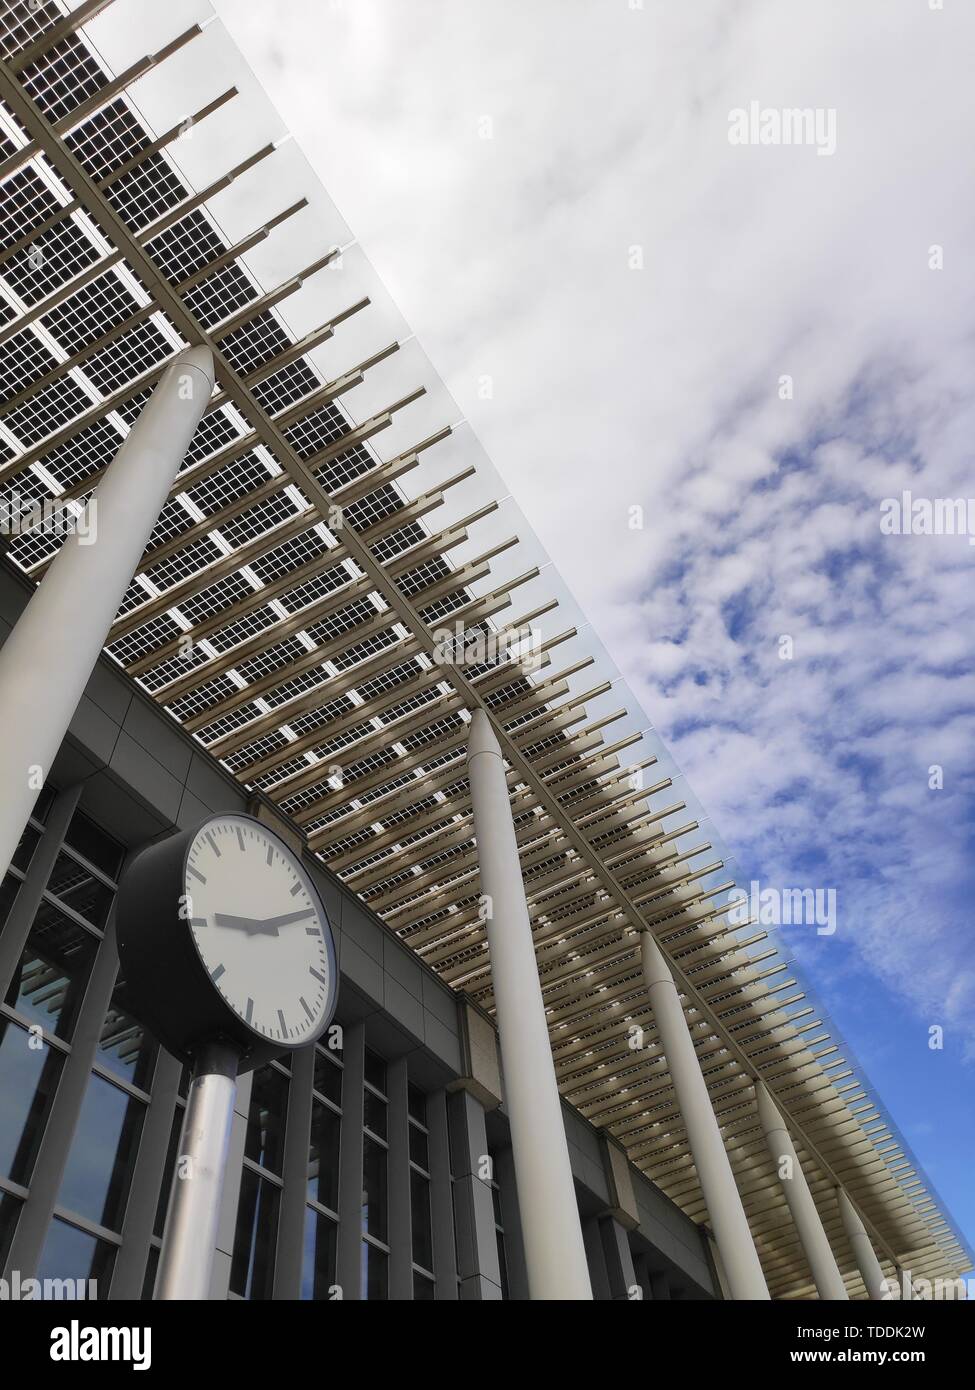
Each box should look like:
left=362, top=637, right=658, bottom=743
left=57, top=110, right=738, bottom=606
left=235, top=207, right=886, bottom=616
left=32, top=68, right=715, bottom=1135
left=0, top=1191, right=21, bottom=1270
left=0, top=873, right=20, bottom=935
left=36, top=1217, right=115, bottom=1298
left=307, top=1100, right=340, bottom=1212
left=301, top=1207, right=337, bottom=1300
left=95, top=980, right=158, bottom=1091
left=11, top=824, right=41, bottom=874
left=313, top=1048, right=342, bottom=1106
left=142, top=1244, right=159, bottom=1301
left=230, top=1167, right=279, bottom=1300
left=410, top=1169, right=433, bottom=1273
left=30, top=785, right=56, bottom=825
left=409, top=1124, right=429, bottom=1170
left=58, top=1073, right=144, bottom=1231
left=154, top=1108, right=183, bottom=1238
left=361, top=1240, right=387, bottom=1300
left=5, top=904, right=98, bottom=1041
left=244, top=1065, right=288, bottom=1175
left=361, top=1136, right=387, bottom=1240
left=407, top=1083, right=427, bottom=1125
left=363, top=1087, right=387, bottom=1140
left=64, top=809, right=124, bottom=880
left=0, top=1019, right=62, bottom=1184
left=45, top=851, right=115, bottom=928
left=413, top=1270, right=435, bottom=1300
left=364, top=1048, right=386, bottom=1095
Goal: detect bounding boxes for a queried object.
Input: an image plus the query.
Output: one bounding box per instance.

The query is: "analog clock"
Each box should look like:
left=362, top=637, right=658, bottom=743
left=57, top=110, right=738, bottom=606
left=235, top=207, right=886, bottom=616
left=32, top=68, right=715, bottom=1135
left=116, top=813, right=337, bottom=1071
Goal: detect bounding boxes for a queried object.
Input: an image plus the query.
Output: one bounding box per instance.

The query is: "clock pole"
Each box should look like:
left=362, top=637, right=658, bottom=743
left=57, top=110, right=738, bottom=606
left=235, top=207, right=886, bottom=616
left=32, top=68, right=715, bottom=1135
left=155, top=1040, right=240, bottom=1301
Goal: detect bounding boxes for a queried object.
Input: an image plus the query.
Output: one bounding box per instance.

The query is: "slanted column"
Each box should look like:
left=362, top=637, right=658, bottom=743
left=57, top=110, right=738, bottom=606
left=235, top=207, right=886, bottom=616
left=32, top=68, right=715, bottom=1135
left=640, top=930, right=769, bottom=1300
left=466, top=709, right=592, bottom=1300
left=837, top=1187, right=886, bottom=1300
left=0, top=346, right=214, bottom=879
left=755, top=1081, right=848, bottom=1299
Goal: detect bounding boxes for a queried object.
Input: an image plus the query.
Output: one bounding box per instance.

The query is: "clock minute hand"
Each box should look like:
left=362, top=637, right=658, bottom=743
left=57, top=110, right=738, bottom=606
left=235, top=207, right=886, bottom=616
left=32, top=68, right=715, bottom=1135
left=262, top=909, right=316, bottom=930
left=213, top=913, right=278, bottom=936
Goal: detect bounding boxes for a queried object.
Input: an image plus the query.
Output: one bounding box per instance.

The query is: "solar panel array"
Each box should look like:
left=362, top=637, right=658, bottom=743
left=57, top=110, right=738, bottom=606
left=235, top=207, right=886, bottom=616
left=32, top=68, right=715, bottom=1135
left=0, top=0, right=969, bottom=1298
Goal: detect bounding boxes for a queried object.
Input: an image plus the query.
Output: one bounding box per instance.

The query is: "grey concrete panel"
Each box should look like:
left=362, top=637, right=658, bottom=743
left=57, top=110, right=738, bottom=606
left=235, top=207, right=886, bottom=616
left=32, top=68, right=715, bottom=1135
left=423, top=1013, right=462, bottom=1072
left=382, top=933, right=423, bottom=999
left=108, top=731, right=184, bottom=825
left=67, top=693, right=121, bottom=769
left=121, top=698, right=192, bottom=785
left=383, top=975, right=424, bottom=1040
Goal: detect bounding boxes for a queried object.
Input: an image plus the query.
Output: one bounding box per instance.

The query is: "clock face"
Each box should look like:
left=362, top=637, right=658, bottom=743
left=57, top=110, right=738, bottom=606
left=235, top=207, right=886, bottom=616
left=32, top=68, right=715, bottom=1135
left=183, top=816, right=335, bottom=1048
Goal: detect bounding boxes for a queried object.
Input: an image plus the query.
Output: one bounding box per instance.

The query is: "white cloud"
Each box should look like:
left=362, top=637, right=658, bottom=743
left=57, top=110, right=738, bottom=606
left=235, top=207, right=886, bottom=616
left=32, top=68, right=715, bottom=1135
left=212, top=0, right=975, bottom=1048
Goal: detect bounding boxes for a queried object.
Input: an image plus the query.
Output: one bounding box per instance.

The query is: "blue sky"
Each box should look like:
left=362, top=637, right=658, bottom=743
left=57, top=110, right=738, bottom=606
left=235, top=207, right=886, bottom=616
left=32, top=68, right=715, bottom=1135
left=210, top=0, right=975, bottom=1268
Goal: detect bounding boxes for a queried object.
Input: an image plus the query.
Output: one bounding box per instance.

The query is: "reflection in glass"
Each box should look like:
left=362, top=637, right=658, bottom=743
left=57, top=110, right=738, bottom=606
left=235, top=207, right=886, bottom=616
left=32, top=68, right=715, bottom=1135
left=97, top=977, right=157, bottom=1090
left=307, top=1100, right=340, bottom=1212
left=0, top=1019, right=62, bottom=1184
left=361, top=1239, right=387, bottom=1300
left=361, top=1136, right=387, bottom=1240
left=46, top=852, right=115, bottom=928
left=58, top=1074, right=144, bottom=1231
left=244, top=1065, right=289, bottom=1175
left=230, top=1167, right=279, bottom=1300
left=36, top=1217, right=114, bottom=1298
left=5, top=904, right=98, bottom=1040
left=301, top=1207, right=337, bottom=1299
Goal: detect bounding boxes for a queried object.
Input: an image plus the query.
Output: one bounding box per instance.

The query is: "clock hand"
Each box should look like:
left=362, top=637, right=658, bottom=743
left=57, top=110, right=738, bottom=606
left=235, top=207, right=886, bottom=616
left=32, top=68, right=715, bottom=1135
left=213, top=913, right=276, bottom=935
left=212, top=911, right=314, bottom=936
left=262, top=910, right=316, bottom=930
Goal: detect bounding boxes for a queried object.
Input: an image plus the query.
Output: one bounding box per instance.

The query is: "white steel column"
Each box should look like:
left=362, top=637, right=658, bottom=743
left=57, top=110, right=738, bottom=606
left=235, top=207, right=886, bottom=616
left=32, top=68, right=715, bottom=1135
left=467, top=708, right=592, bottom=1300
left=755, top=1080, right=849, bottom=1299
left=837, top=1187, right=887, bottom=1300
left=640, top=930, right=769, bottom=1300
left=0, top=346, right=214, bottom=878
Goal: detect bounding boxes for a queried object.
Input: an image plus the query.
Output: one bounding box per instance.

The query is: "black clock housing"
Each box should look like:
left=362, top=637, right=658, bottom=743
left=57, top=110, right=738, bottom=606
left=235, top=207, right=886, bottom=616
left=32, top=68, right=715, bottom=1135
left=116, top=815, right=337, bottom=1072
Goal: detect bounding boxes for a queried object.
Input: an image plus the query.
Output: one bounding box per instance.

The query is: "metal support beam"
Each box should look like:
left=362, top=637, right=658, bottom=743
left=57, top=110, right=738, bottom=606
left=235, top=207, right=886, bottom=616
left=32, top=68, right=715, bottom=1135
left=467, top=708, right=592, bottom=1300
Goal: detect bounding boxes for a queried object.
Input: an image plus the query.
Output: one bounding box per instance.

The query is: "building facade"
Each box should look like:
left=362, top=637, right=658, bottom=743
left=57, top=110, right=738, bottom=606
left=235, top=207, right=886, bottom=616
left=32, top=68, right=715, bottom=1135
left=0, top=0, right=969, bottom=1301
